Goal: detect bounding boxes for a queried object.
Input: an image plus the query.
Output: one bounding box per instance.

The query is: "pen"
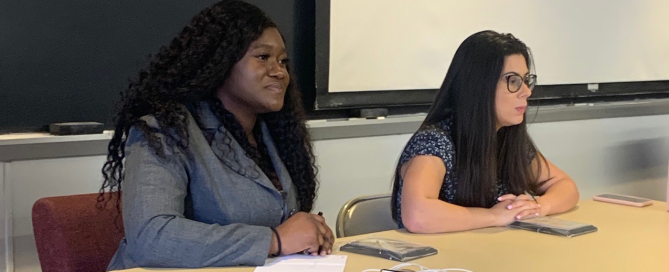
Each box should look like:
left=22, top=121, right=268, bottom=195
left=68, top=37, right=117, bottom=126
left=303, top=211, right=325, bottom=255
left=317, top=212, right=323, bottom=254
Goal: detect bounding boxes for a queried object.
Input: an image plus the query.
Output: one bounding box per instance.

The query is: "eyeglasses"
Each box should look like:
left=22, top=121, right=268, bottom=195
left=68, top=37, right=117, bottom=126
left=502, top=72, right=537, bottom=93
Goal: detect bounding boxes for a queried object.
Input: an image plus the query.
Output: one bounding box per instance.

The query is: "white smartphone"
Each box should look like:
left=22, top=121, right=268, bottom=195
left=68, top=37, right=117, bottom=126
left=593, top=193, right=653, bottom=207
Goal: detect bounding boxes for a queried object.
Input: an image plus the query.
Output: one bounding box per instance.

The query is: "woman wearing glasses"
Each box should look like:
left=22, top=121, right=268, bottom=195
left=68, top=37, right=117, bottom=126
left=391, top=31, right=579, bottom=233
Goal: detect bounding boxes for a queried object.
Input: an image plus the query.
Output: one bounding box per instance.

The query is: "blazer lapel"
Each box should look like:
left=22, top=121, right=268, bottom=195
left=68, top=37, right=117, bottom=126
left=195, top=102, right=277, bottom=192
left=260, top=121, right=293, bottom=194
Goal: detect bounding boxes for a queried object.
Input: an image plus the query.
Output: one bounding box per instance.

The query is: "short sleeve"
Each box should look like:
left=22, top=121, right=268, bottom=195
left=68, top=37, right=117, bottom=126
left=399, top=127, right=454, bottom=167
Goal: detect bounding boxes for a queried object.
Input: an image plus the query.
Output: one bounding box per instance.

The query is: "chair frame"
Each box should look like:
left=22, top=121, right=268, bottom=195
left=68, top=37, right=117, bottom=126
left=336, top=194, right=391, bottom=238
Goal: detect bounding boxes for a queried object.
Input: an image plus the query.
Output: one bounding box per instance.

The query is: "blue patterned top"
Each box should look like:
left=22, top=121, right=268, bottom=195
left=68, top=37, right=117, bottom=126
left=393, top=119, right=528, bottom=228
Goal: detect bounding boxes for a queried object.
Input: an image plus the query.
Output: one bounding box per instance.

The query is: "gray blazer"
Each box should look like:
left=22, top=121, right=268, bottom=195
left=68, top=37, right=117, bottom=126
left=107, top=102, right=299, bottom=270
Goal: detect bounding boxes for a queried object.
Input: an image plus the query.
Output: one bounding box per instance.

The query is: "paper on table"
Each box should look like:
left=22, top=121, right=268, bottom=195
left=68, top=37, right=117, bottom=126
left=254, top=255, right=347, bottom=272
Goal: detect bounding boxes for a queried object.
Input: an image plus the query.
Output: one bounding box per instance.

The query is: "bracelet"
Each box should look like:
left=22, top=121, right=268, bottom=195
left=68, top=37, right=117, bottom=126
left=269, top=227, right=281, bottom=257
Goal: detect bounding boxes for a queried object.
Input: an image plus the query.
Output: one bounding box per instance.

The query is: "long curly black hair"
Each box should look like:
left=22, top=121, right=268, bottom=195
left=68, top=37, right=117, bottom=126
left=100, top=0, right=318, bottom=212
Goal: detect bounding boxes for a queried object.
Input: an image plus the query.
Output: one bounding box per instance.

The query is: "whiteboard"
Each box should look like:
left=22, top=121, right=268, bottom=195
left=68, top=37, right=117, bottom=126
left=328, top=0, right=669, bottom=92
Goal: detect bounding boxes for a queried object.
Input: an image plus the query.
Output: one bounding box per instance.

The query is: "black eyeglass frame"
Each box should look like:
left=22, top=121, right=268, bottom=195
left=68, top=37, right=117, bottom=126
left=501, top=72, right=537, bottom=93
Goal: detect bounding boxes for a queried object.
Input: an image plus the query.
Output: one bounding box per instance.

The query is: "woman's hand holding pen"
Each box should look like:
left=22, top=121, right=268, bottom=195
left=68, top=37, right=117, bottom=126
left=272, top=212, right=335, bottom=256
left=310, top=212, right=335, bottom=256
left=498, top=194, right=543, bottom=220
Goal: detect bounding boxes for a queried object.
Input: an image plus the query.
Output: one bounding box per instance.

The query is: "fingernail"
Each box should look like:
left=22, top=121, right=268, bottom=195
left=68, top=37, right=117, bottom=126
left=498, top=197, right=502, bottom=201
left=507, top=205, right=512, bottom=209
left=535, top=213, right=539, bottom=216
left=516, top=215, right=521, bottom=219
left=537, top=204, right=541, bottom=207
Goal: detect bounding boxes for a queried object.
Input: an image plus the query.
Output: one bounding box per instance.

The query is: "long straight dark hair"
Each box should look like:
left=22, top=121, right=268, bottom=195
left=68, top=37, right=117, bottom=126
left=392, top=31, right=545, bottom=219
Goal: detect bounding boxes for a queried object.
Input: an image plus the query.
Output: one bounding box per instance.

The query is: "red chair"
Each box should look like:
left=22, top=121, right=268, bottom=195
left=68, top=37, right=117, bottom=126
left=32, top=193, right=124, bottom=272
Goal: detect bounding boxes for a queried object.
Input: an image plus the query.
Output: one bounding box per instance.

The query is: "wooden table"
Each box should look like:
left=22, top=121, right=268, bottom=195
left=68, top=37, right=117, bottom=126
left=121, top=200, right=669, bottom=272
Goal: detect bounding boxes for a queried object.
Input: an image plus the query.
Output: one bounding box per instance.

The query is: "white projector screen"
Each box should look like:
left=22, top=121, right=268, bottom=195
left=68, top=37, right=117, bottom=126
left=328, top=0, right=669, bottom=93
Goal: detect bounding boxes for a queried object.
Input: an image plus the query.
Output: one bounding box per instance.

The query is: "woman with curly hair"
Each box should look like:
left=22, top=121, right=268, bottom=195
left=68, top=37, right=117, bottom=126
left=101, top=0, right=333, bottom=269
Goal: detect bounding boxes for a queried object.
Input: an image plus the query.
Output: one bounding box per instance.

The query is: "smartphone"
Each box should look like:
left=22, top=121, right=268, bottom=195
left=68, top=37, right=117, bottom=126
left=593, top=193, right=653, bottom=207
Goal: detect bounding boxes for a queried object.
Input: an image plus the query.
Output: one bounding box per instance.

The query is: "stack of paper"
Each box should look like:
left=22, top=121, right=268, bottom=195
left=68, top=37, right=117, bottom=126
left=254, top=255, right=347, bottom=272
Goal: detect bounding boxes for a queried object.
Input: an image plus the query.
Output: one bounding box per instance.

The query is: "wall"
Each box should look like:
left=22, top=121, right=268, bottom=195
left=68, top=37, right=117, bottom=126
left=2, top=114, right=669, bottom=271
left=529, top=114, right=669, bottom=201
